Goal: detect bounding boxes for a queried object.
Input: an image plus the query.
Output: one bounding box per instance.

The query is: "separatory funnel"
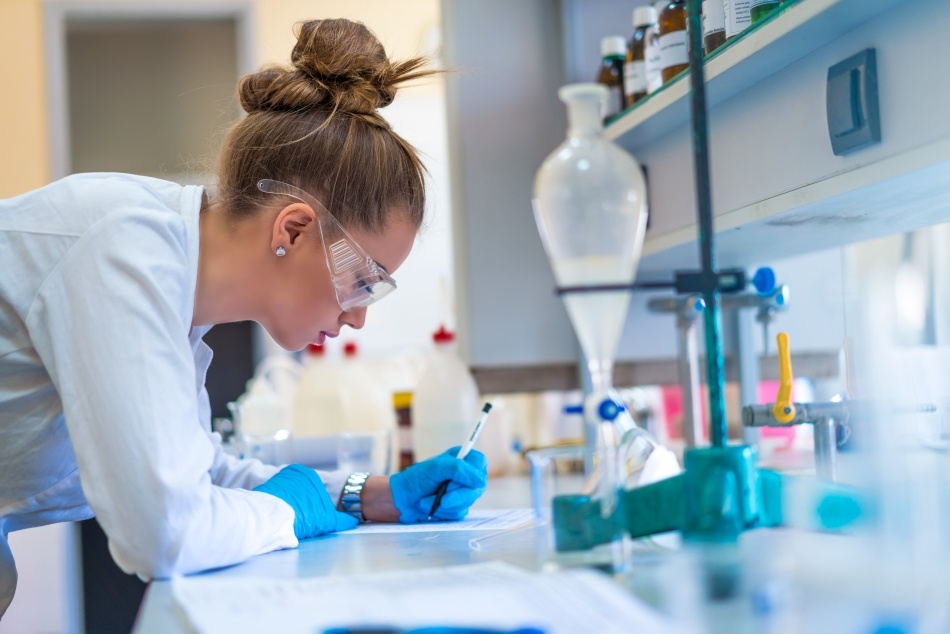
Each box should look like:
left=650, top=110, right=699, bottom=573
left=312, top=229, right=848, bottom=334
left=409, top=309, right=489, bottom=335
left=532, top=83, right=666, bottom=562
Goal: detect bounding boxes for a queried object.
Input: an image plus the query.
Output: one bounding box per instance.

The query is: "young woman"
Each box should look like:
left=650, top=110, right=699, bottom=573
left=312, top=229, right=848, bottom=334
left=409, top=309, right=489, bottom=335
left=0, top=18, right=487, bottom=617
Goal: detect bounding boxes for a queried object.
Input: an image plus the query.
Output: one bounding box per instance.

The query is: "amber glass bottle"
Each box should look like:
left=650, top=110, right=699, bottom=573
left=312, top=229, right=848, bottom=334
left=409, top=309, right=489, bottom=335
left=625, top=7, right=657, bottom=107
left=659, top=0, right=688, bottom=84
left=703, top=0, right=726, bottom=54
left=597, top=36, right=628, bottom=119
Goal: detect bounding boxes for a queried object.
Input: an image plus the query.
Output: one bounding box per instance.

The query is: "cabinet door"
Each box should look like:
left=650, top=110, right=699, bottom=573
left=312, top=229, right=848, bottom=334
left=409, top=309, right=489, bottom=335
left=443, top=0, right=577, bottom=372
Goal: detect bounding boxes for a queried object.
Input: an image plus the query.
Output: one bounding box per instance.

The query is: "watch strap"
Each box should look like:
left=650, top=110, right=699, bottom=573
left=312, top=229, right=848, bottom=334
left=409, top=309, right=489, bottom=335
left=338, top=472, right=370, bottom=522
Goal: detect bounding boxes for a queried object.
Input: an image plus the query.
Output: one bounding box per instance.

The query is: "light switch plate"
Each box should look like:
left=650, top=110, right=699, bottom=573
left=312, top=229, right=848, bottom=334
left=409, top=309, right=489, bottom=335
left=827, top=49, right=880, bottom=156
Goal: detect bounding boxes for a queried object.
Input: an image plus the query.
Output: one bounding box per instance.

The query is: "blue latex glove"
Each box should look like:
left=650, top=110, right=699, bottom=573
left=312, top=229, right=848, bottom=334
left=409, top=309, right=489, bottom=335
left=389, top=447, right=488, bottom=523
left=253, top=464, right=358, bottom=539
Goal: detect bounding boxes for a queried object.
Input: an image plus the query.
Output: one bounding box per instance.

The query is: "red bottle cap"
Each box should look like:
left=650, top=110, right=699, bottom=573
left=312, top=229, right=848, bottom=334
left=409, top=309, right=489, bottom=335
left=432, top=325, right=455, bottom=343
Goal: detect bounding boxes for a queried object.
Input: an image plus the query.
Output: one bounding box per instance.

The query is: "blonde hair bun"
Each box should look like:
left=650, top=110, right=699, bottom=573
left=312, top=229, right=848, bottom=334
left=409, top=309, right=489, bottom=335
left=239, top=19, right=429, bottom=116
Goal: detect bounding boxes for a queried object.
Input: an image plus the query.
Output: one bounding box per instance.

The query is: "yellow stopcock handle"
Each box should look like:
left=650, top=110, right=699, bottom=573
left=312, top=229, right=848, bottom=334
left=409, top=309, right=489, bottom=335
left=772, top=332, right=797, bottom=424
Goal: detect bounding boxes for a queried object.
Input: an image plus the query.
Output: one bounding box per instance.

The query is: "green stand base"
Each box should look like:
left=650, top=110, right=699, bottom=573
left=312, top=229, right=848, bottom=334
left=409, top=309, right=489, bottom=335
left=553, top=445, right=866, bottom=552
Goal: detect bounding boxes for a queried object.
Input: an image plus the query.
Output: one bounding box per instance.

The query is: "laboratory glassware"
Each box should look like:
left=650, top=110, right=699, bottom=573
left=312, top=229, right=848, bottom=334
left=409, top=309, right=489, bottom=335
left=532, top=82, right=659, bottom=568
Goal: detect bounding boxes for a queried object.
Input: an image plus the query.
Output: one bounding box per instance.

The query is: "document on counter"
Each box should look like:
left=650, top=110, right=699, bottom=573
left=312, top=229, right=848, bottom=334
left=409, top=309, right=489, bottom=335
left=171, top=560, right=675, bottom=634
left=342, top=508, right=536, bottom=534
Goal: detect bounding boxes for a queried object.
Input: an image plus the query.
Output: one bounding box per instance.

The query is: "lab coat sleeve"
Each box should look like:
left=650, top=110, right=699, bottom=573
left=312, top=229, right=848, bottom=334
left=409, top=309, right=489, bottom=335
left=26, top=208, right=298, bottom=579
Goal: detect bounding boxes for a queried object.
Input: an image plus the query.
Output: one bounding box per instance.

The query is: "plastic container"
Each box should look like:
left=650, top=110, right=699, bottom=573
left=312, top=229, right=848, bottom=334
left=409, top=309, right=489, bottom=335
left=228, top=358, right=297, bottom=465
left=412, top=326, right=481, bottom=462
left=292, top=344, right=344, bottom=438
left=336, top=341, right=396, bottom=434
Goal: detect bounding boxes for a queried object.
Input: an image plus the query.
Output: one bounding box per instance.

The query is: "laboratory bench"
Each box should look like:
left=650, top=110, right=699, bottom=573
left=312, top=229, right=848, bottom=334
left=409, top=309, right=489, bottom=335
left=132, top=471, right=945, bottom=634
left=132, top=477, right=537, bottom=634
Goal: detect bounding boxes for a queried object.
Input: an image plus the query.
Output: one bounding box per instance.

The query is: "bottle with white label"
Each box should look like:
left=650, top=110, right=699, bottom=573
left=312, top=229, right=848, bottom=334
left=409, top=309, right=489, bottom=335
left=703, top=0, right=726, bottom=54
left=625, top=7, right=657, bottom=108
left=725, top=0, right=752, bottom=39
left=659, top=0, right=688, bottom=85
left=645, top=21, right=663, bottom=94
left=596, top=36, right=628, bottom=120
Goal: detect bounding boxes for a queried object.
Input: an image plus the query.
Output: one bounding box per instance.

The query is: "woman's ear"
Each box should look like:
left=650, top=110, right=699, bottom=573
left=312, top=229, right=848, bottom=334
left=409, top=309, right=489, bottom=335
left=270, top=203, right=316, bottom=254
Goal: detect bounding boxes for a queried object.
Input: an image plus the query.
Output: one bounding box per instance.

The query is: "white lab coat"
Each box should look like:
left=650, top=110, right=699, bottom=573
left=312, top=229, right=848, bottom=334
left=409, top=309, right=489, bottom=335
left=0, top=173, right=346, bottom=617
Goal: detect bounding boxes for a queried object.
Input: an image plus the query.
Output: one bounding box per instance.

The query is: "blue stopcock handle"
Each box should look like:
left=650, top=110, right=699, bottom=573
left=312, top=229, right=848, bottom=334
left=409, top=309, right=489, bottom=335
left=597, top=398, right=625, bottom=422
left=752, top=267, right=776, bottom=295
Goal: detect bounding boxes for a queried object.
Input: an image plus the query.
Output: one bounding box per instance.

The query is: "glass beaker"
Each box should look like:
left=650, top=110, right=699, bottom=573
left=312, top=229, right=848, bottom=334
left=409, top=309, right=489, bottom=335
left=527, top=444, right=629, bottom=572
left=336, top=429, right=394, bottom=475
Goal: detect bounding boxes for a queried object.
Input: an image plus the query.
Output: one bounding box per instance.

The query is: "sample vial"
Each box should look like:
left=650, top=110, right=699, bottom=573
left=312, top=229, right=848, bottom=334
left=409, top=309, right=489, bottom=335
left=394, top=391, right=414, bottom=470
left=659, top=0, right=688, bottom=85
left=750, top=0, right=781, bottom=24
left=597, top=35, right=628, bottom=120
left=725, top=0, right=751, bottom=39
left=625, top=7, right=658, bottom=107
left=703, top=0, right=726, bottom=54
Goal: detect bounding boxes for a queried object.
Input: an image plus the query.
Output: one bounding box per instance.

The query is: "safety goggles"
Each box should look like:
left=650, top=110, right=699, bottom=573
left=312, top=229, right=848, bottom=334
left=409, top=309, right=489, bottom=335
left=257, top=179, right=397, bottom=311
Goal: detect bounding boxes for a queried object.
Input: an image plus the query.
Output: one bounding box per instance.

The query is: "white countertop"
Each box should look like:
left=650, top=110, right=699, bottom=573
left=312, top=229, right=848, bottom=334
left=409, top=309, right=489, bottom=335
left=133, top=477, right=540, bottom=634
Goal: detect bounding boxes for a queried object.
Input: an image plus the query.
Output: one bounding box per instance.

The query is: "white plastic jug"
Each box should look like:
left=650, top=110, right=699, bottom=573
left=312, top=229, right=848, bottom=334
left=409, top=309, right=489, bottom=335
left=412, top=326, right=481, bottom=462
left=336, top=342, right=395, bottom=433
left=227, top=355, right=300, bottom=465
left=292, top=344, right=345, bottom=438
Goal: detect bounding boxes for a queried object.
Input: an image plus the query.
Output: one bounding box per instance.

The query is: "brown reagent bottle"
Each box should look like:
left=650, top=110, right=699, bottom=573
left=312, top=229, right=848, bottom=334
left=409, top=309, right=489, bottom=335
left=659, top=0, right=689, bottom=84
left=625, top=6, right=658, bottom=107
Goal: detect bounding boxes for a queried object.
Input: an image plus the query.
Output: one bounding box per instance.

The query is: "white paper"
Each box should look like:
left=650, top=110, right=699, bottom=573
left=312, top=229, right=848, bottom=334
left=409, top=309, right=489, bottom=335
left=341, top=509, right=536, bottom=534
left=171, top=561, right=675, bottom=634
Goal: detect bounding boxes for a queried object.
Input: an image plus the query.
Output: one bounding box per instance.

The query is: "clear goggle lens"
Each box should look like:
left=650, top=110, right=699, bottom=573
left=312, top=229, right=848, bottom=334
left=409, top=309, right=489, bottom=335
left=337, top=269, right=396, bottom=311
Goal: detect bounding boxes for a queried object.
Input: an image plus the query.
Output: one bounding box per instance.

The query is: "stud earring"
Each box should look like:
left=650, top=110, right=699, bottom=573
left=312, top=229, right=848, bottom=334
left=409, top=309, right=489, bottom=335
left=275, top=246, right=286, bottom=257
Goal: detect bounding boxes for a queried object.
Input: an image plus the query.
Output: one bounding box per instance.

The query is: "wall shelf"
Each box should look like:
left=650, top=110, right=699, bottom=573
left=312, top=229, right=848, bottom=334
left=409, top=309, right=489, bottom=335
left=638, top=137, right=950, bottom=274
left=604, top=0, right=905, bottom=151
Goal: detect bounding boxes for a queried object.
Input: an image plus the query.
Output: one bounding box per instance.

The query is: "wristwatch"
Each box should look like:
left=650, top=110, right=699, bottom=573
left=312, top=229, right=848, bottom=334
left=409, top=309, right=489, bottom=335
left=338, top=472, right=370, bottom=522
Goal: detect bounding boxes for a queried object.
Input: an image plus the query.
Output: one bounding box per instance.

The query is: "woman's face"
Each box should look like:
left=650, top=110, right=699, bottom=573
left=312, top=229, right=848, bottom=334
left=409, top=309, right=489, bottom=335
left=261, top=207, right=417, bottom=351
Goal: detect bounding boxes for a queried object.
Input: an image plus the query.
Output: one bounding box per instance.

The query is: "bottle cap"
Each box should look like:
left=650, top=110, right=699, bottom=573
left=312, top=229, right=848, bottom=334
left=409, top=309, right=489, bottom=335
left=634, top=6, right=658, bottom=28
left=343, top=341, right=359, bottom=357
left=306, top=343, right=325, bottom=356
left=393, top=391, right=413, bottom=410
left=432, top=325, right=456, bottom=343
left=600, top=35, right=627, bottom=58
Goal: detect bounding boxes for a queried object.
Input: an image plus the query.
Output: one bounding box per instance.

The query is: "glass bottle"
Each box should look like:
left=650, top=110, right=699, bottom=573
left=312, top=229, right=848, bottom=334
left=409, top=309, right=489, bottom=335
left=645, top=17, right=663, bottom=95
left=596, top=36, right=628, bottom=120
left=659, top=0, right=688, bottom=85
left=750, top=0, right=781, bottom=25
left=625, top=7, right=657, bottom=107
left=725, top=0, right=751, bottom=40
left=703, top=0, right=726, bottom=54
